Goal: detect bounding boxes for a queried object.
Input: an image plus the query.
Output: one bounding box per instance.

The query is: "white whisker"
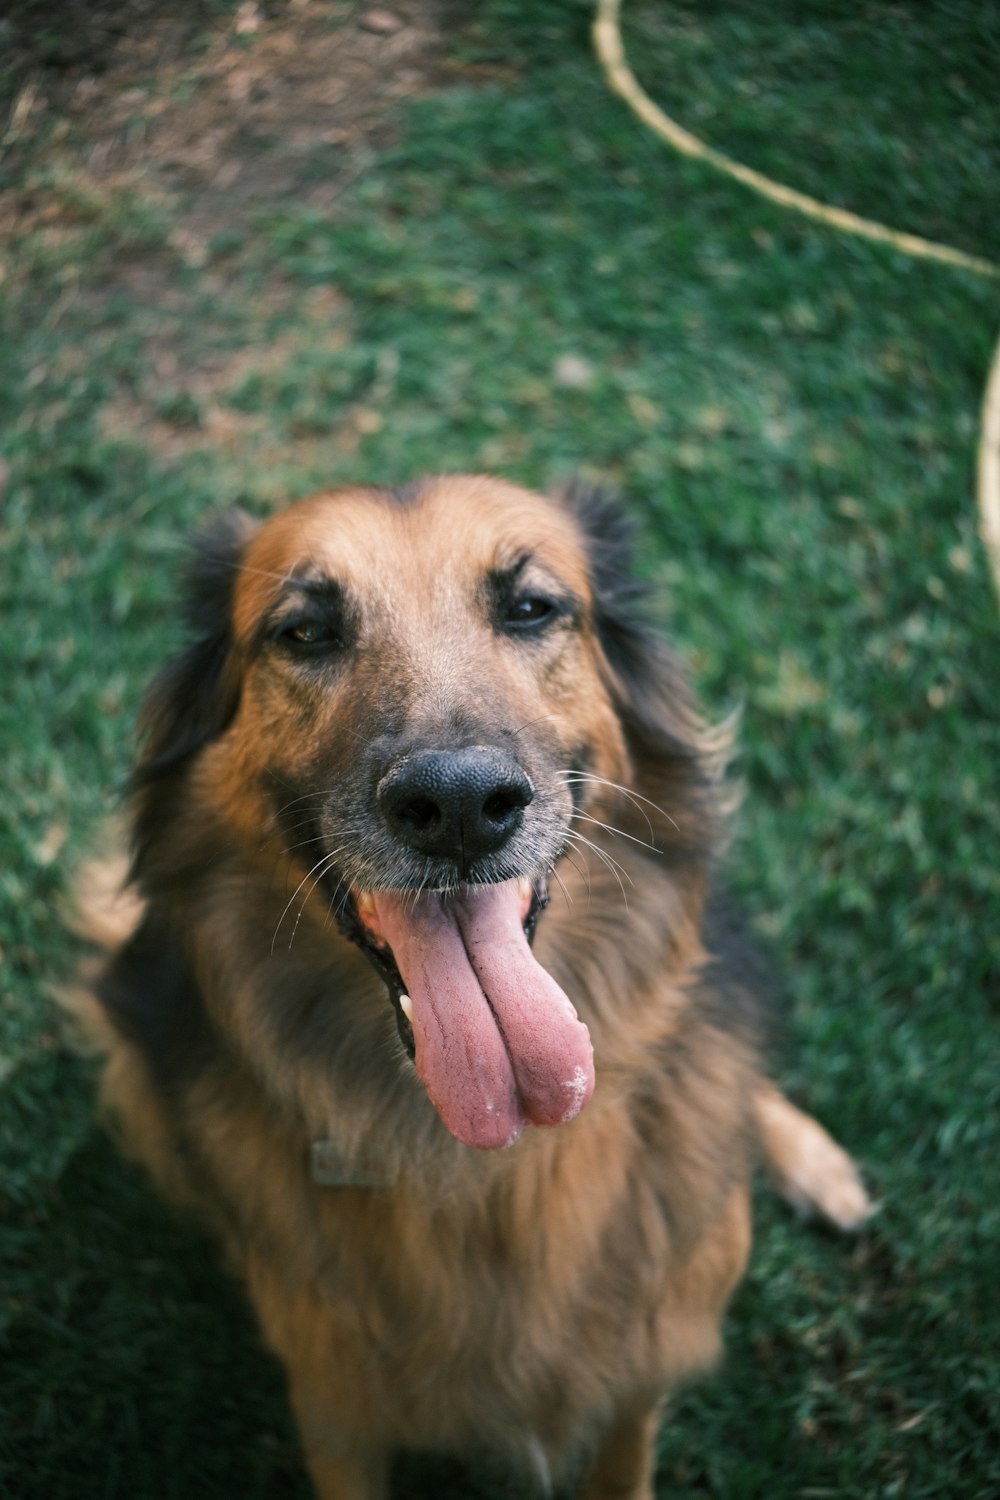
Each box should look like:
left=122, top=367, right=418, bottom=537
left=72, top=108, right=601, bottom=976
left=564, top=831, right=631, bottom=908
left=271, top=846, right=347, bottom=955
left=549, top=865, right=574, bottom=909
left=558, top=770, right=677, bottom=836
left=572, top=810, right=661, bottom=855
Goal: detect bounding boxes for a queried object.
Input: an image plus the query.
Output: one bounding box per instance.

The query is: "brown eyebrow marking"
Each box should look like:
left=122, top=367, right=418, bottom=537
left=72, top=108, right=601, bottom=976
left=251, top=575, right=350, bottom=654
left=487, top=553, right=533, bottom=591
left=485, top=552, right=582, bottom=629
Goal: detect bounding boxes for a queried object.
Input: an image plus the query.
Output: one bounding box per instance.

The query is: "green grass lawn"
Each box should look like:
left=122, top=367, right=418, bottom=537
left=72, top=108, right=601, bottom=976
left=2, top=1, right=998, bottom=1495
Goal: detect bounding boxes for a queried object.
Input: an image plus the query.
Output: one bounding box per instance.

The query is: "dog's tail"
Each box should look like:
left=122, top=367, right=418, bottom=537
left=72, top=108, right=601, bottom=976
left=57, top=833, right=143, bottom=1054
left=755, top=1082, right=875, bottom=1232
left=67, top=837, right=143, bottom=954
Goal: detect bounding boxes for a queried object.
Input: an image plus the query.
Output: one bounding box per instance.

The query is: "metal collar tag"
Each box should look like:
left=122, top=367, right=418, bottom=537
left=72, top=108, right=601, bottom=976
left=310, top=1139, right=393, bottom=1189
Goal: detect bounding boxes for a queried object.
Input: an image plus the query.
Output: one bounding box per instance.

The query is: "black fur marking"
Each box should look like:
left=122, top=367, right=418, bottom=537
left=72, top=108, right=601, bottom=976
left=699, top=885, right=781, bottom=1046
left=560, top=480, right=648, bottom=619
left=389, top=479, right=426, bottom=507
left=96, top=909, right=217, bottom=1094
left=131, top=510, right=257, bottom=885
left=562, top=480, right=713, bottom=773
left=135, top=508, right=257, bottom=786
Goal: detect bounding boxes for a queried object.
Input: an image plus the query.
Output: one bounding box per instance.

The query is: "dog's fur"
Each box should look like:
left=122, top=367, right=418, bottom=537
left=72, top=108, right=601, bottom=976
left=70, top=476, right=869, bottom=1499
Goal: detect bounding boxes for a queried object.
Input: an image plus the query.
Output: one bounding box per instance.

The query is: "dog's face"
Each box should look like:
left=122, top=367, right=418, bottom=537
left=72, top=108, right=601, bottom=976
left=137, top=476, right=714, bottom=1149
left=230, top=474, right=629, bottom=895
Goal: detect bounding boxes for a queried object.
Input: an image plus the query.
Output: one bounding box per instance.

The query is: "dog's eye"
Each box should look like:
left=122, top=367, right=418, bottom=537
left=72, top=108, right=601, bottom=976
left=504, top=596, right=558, bottom=631
left=281, top=621, right=342, bottom=651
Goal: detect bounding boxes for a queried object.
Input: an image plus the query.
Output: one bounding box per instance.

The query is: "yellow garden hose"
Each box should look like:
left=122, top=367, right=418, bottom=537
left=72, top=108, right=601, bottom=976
left=593, top=0, right=1000, bottom=602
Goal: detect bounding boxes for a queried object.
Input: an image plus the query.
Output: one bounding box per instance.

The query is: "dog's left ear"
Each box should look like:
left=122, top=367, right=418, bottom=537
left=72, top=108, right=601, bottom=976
left=561, top=481, right=729, bottom=838
left=560, top=482, right=700, bottom=753
left=136, top=507, right=259, bottom=784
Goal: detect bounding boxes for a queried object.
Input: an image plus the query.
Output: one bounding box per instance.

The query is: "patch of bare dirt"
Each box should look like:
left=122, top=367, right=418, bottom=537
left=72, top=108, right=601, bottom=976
left=5, top=1, right=451, bottom=252
left=3, top=1, right=464, bottom=465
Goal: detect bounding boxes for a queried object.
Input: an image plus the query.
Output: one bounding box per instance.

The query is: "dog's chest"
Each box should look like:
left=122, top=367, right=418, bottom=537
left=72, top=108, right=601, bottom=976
left=286, top=1173, right=652, bottom=1453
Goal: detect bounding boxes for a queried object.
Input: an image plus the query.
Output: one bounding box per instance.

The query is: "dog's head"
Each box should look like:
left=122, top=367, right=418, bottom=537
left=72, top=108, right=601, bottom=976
left=133, top=476, right=723, bottom=1149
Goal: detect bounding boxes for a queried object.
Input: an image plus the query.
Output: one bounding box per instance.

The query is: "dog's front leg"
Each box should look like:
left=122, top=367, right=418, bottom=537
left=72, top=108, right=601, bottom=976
left=289, top=1396, right=388, bottom=1500
left=245, top=1259, right=389, bottom=1500
left=287, top=1366, right=388, bottom=1500
left=580, top=1403, right=663, bottom=1500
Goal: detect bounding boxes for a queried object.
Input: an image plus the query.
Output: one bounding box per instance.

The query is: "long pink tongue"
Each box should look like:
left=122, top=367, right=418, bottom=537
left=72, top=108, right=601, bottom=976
left=370, top=882, right=594, bottom=1150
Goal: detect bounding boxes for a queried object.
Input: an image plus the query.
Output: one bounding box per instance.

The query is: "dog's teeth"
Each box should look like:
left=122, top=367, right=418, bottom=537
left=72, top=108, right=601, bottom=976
left=517, top=878, right=532, bottom=901
left=400, top=994, right=413, bottom=1022
left=356, top=891, right=376, bottom=918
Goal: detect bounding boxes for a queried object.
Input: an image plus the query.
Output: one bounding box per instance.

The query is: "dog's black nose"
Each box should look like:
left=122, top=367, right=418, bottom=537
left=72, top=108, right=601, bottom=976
left=378, top=747, right=534, bottom=866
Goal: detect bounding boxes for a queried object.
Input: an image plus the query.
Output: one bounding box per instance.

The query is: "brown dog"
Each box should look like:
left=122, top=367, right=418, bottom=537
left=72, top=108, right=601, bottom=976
left=71, top=476, right=869, bottom=1499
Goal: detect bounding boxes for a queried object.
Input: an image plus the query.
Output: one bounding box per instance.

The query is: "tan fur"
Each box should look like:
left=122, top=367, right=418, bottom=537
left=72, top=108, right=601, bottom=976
left=71, top=477, right=869, bottom=1499
left=754, top=1083, right=873, bottom=1232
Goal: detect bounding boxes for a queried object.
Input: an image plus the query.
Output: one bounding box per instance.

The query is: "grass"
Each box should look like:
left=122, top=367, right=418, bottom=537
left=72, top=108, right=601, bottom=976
left=1, top=0, right=998, bottom=1495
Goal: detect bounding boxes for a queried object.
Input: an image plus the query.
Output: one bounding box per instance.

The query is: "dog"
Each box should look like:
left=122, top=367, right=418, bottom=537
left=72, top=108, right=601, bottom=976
left=70, top=475, right=870, bottom=1499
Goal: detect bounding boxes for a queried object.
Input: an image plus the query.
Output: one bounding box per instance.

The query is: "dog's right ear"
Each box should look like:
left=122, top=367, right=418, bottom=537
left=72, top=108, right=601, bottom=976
left=136, top=507, right=259, bottom=784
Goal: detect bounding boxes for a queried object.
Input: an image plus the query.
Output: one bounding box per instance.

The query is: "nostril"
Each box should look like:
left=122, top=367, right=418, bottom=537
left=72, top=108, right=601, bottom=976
left=482, top=789, right=523, bottom=825
left=396, top=795, right=441, bottom=832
